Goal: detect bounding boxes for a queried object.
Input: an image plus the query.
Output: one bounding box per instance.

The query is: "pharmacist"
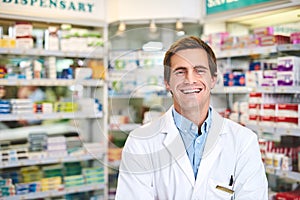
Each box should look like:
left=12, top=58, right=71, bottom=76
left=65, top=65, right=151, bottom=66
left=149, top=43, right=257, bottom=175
left=116, top=36, right=268, bottom=200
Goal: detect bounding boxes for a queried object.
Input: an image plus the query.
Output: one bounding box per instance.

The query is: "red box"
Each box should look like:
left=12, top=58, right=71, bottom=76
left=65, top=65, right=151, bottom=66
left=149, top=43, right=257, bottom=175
left=276, top=190, right=300, bottom=200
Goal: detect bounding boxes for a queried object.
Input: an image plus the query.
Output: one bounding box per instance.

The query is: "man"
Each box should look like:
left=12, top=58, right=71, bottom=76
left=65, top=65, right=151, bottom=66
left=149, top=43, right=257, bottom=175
left=116, top=36, right=268, bottom=200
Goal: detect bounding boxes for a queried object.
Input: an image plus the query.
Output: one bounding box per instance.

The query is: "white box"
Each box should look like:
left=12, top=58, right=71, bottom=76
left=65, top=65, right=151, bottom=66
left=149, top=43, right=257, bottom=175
left=14, top=22, right=32, bottom=37
left=16, top=37, right=33, bottom=49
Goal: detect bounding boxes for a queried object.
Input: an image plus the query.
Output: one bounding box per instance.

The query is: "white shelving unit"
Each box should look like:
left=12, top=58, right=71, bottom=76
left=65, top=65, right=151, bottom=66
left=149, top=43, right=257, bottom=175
left=0, top=20, right=109, bottom=199
left=212, top=43, right=300, bottom=184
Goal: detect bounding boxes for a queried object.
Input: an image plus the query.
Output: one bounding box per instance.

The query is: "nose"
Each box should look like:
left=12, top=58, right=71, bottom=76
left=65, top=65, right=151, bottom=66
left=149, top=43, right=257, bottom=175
left=185, top=70, right=197, bottom=84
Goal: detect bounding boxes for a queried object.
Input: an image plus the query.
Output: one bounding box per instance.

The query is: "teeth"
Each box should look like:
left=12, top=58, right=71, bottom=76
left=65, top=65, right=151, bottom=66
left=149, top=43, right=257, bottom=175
left=182, top=89, right=201, bottom=94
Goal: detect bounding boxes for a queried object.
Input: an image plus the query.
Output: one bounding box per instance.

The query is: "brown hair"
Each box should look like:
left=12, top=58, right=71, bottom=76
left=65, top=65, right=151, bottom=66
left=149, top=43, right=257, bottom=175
left=163, top=36, right=217, bottom=83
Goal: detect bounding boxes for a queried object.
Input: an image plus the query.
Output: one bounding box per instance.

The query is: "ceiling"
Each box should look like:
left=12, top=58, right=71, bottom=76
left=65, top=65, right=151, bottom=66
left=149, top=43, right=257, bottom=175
left=226, top=6, right=300, bottom=28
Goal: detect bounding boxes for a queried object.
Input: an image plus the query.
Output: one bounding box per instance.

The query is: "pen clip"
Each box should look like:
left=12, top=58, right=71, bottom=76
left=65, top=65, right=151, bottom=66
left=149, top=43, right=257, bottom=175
left=229, top=175, right=234, bottom=186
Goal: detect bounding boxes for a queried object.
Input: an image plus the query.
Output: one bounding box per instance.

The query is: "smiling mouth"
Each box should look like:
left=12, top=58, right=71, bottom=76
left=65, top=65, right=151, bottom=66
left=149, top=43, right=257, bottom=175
left=181, top=89, right=202, bottom=94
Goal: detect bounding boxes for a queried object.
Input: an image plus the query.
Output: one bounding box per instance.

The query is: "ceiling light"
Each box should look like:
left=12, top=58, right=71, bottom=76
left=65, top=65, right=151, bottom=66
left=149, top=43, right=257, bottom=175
left=118, top=21, right=126, bottom=32
left=176, top=19, right=183, bottom=30
left=176, top=19, right=185, bottom=36
left=149, top=20, right=157, bottom=33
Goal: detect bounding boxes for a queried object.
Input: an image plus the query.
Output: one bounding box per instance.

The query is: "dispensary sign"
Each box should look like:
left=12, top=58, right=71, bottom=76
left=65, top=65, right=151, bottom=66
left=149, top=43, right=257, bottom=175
left=206, top=0, right=273, bottom=15
left=0, top=0, right=105, bottom=24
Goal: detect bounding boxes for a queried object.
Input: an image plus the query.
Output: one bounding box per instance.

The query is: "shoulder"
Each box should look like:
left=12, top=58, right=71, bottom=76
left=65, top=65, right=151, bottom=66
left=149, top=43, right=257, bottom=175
left=130, top=115, right=164, bottom=138
left=222, top=117, right=258, bottom=142
left=123, top=114, right=167, bottom=152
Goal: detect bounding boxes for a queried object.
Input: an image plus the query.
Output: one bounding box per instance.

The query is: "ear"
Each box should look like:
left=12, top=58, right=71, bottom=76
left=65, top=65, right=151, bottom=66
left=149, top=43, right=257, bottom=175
left=164, top=80, right=171, bottom=91
left=210, top=75, right=217, bottom=89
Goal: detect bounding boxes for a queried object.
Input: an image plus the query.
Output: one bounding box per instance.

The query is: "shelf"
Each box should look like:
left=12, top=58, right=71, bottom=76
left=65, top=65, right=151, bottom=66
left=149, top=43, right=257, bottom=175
left=0, top=48, right=104, bottom=59
left=265, top=167, right=300, bottom=182
left=212, top=86, right=253, bottom=94
left=0, top=112, right=103, bottom=121
left=277, top=44, right=300, bottom=52
left=215, top=44, right=300, bottom=59
left=0, top=153, right=104, bottom=169
left=274, top=86, right=300, bottom=94
left=212, top=86, right=300, bottom=94
left=215, top=45, right=277, bottom=59
left=0, top=79, right=104, bottom=87
left=2, top=183, right=105, bottom=200
left=246, top=124, right=300, bottom=137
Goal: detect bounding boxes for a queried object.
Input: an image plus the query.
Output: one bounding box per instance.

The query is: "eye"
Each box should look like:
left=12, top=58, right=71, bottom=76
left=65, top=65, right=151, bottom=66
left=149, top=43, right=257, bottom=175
left=194, top=67, right=207, bottom=75
left=174, top=69, right=186, bottom=76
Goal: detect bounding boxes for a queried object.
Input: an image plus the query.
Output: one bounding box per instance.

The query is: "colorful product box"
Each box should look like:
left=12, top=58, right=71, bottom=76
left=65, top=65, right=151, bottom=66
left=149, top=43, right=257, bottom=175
left=277, top=104, right=299, bottom=118
left=261, top=104, right=276, bottom=116
left=260, top=116, right=275, bottom=127
left=248, top=114, right=260, bottom=125
left=275, top=117, right=299, bottom=128
left=253, top=26, right=274, bottom=37
left=290, top=32, right=300, bottom=44
left=16, top=37, right=34, bottom=49
left=277, top=56, right=300, bottom=86
left=248, top=93, right=263, bottom=104
left=276, top=190, right=300, bottom=200
left=14, top=22, right=33, bottom=37
left=246, top=70, right=263, bottom=87
left=249, top=62, right=261, bottom=71
left=259, top=35, right=290, bottom=46
left=223, top=72, right=246, bottom=86
left=248, top=103, right=261, bottom=115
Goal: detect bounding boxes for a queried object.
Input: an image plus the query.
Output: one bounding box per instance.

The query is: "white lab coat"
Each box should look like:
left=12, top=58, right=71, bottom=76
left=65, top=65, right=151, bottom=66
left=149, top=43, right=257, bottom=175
left=116, top=106, right=268, bottom=200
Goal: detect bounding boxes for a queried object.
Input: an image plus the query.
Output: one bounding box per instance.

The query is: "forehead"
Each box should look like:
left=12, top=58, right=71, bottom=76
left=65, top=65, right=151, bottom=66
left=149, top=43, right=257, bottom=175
left=170, top=48, right=209, bottom=67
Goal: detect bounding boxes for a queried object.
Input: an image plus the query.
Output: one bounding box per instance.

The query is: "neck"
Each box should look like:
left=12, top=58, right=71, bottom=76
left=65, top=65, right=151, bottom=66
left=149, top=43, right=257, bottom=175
left=175, top=105, right=209, bottom=126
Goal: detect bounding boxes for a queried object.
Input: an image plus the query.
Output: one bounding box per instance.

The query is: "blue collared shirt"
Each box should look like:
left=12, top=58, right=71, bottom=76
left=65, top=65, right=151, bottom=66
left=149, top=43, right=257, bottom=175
left=172, top=107, right=212, bottom=179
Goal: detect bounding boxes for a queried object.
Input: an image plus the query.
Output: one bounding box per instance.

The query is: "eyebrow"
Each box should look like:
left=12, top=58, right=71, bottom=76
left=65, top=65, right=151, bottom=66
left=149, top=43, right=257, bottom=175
left=194, top=65, right=209, bottom=70
left=173, top=66, right=187, bottom=72
left=173, top=65, right=208, bottom=72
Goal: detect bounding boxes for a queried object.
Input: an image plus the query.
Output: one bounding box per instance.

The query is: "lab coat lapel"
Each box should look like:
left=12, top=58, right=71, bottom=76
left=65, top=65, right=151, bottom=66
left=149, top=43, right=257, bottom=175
left=202, top=109, right=224, bottom=157
left=195, top=109, right=224, bottom=186
left=161, top=107, right=195, bottom=186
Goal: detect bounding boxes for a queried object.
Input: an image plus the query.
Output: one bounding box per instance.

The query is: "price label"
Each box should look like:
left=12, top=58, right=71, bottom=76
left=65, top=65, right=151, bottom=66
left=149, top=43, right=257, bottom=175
left=282, top=171, right=288, bottom=177
left=266, top=167, right=275, bottom=174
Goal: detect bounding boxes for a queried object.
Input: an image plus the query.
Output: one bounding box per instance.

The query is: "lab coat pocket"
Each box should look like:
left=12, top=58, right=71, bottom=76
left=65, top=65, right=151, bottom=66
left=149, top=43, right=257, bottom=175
left=207, top=179, right=234, bottom=200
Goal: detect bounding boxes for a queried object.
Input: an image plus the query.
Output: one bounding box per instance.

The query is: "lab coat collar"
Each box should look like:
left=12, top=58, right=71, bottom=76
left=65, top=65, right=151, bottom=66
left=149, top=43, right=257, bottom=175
left=161, top=106, right=195, bottom=185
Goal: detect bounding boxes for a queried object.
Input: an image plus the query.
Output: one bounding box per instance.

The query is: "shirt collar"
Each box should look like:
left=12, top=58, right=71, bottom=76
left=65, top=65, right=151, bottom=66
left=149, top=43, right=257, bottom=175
left=172, top=107, right=212, bottom=136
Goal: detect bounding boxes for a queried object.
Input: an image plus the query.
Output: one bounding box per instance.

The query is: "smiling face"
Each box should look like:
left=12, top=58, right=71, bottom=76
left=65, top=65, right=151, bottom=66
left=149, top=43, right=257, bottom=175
left=165, top=48, right=217, bottom=115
